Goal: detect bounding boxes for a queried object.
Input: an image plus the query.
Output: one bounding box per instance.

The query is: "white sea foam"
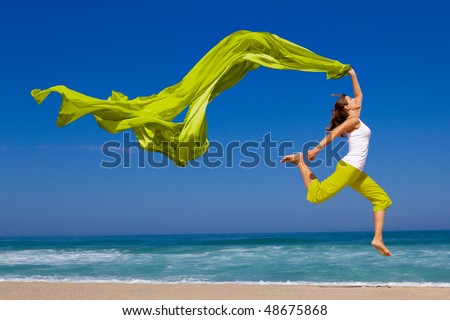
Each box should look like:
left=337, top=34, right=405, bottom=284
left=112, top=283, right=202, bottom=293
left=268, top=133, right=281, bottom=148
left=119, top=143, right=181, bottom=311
left=0, top=277, right=449, bottom=287
left=0, top=249, right=126, bottom=265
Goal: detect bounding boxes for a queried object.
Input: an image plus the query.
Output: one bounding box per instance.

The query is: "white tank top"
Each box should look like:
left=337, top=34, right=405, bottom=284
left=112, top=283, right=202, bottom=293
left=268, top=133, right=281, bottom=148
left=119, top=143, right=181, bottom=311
left=341, top=118, right=371, bottom=171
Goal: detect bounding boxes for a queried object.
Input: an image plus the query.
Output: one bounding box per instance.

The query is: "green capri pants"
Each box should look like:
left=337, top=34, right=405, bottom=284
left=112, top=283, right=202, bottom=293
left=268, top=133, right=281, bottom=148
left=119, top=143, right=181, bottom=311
left=306, top=160, right=393, bottom=211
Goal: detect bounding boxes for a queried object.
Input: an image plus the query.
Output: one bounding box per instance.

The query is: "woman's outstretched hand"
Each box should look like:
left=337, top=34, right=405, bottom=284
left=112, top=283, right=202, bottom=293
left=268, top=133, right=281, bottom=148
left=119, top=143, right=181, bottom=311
left=348, top=68, right=356, bottom=76
left=307, top=148, right=319, bottom=161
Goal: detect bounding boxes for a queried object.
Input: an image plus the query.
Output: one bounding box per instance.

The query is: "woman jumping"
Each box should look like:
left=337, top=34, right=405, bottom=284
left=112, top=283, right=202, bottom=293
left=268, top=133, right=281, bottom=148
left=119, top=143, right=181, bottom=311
left=281, top=68, right=393, bottom=256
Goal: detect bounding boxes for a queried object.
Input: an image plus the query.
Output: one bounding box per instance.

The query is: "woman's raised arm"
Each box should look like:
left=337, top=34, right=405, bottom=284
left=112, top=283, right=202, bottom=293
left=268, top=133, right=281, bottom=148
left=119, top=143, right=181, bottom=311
left=348, top=68, right=363, bottom=106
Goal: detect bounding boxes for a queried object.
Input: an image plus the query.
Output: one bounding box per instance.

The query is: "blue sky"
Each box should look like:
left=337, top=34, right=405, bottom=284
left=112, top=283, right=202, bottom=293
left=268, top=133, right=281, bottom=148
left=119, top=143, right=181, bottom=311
left=1, top=0, right=449, bottom=236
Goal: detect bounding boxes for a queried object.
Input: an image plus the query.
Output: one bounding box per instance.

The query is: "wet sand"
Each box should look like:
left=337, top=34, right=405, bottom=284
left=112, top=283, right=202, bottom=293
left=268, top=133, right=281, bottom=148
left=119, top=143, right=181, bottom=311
left=1, top=282, right=449, bottom=300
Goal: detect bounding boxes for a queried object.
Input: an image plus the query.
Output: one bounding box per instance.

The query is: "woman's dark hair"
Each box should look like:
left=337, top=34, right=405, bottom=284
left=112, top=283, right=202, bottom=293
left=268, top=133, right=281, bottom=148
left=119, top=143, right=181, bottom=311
left=326, top=94, right=349, bottom=137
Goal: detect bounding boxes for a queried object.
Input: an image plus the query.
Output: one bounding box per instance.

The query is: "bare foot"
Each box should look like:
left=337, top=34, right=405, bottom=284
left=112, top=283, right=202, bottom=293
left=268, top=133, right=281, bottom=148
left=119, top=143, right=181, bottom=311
left=280, top=153, right=303, bottom=165
left=371, top=239, right=392, bottom=256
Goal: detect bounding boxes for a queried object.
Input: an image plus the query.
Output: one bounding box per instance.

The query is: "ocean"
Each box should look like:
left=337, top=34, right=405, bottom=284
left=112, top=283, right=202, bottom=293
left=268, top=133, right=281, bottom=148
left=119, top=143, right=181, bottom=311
left=0, top=230, right=449, bottom=287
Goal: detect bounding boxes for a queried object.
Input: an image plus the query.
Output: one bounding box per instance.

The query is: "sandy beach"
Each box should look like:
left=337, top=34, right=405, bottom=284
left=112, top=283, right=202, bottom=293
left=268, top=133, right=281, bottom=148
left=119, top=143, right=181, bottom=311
left=0, top=282, right=449, bottom=300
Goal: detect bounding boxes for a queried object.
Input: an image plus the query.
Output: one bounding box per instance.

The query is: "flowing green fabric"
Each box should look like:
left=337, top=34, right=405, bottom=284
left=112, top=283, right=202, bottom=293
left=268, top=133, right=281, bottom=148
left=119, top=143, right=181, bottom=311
left=31, top=30, right=350, bottom=166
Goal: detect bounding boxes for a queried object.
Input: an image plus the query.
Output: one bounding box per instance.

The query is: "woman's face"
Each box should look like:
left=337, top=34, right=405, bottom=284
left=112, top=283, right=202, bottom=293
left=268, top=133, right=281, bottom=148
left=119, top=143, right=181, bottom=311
left=344, top=96, right=360, bottom=110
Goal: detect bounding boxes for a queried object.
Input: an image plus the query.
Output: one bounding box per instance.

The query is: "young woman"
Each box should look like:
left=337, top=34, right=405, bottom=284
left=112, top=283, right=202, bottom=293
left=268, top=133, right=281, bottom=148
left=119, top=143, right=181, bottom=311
left=280, top=68, right=393, bottom=256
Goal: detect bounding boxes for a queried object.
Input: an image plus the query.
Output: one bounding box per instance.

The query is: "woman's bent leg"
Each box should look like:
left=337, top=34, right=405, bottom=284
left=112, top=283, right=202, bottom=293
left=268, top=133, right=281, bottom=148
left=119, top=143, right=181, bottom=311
left=349, top=172, right=393, bottom=211
left=280, top=153, right=317, bottom=189
left=296, top=154, right=317, bottom=189
left=306, top=160, right=361, bottom=204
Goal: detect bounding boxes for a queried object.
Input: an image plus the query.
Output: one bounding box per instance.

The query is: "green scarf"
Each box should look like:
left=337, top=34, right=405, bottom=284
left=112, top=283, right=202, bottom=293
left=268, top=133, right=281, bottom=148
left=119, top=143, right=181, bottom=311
left=31, top=30, right=350, bottom=166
